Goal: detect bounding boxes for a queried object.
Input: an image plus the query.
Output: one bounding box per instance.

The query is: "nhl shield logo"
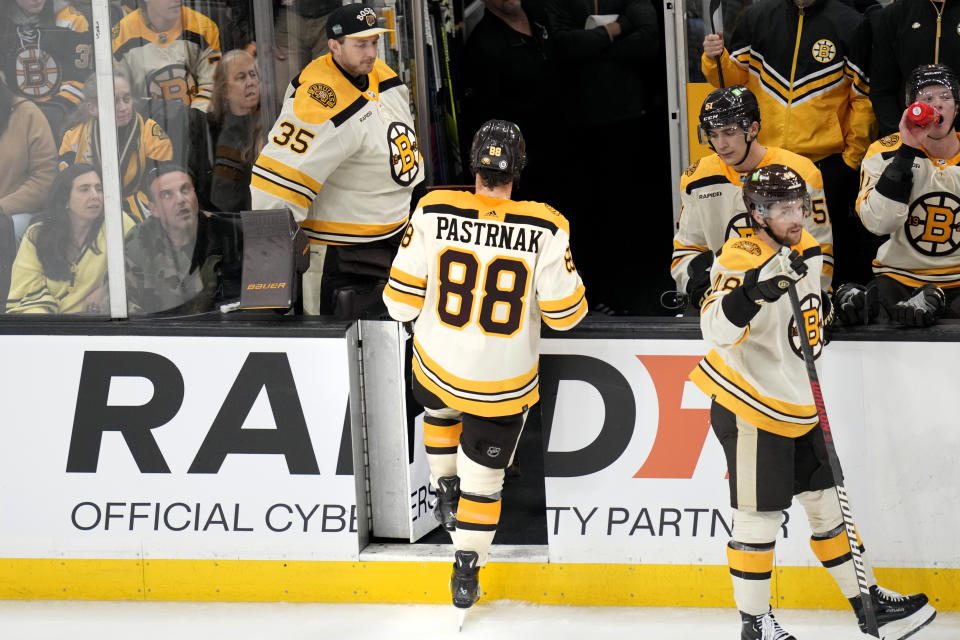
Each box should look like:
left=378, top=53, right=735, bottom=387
left=388, top=121, right=420, bottom=186
left=308, top=83, right=337, bottom=108
left=486, top=446, right=501, bottom=458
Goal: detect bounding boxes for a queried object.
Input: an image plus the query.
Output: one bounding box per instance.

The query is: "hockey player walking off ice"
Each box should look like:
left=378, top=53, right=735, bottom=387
left=383, top=120, right=587, bottom=626
left=689, top=165, right=936, bottom=639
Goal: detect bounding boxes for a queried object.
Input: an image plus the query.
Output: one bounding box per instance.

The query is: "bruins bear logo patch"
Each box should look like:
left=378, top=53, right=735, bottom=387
left=880, top=133, right=900, bottom=147
left=731, top=240, right=762, bottom=256
left=684, top=159, right=700, bottom=176
left=308, top=83, right=337, bottom=108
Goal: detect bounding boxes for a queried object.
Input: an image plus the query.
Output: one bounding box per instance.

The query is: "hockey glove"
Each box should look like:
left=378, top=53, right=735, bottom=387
left=741, top=247, right=808, bottom=304
left=834, top=282, right=880, bottom=325
left=685, top=250, right=714, bottom=310
left=892, top=284, right=945, bottom=327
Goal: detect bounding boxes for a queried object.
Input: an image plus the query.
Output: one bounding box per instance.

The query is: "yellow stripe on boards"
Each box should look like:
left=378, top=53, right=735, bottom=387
left=0, top=560, right=956, bottom=610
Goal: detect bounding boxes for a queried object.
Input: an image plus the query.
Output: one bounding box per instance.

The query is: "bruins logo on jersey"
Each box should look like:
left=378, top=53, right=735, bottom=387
left=146, top=64, right=198, bottom=106
left=387, top=121, right=420, bottom=186
left=879, top=133, right=900, bottom=147
left=811, top=39, right=836, bottom=64
left=787, top=292, right=823, bottom=361
left=684, top=159, right=700, bottom=177
left=725, top=212, right=756, bottom=241
left=151, top=123, right=169, bottom=140
left=731, top=239, right=762, bottom=255
left=308, top=82, right=337, bottom=108
left=904, top=191, right=960, bottom=257
left=15, top=46, right=60, bottom=99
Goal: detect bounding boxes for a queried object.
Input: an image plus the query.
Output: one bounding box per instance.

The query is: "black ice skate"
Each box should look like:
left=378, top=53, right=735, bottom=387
left=740, top=609, right=797, bottom=640
left=849, top=585, right=936, bottom=639
left=450, top=550, right=481, bottom=609
left=434, top=475, right=460, bottom=532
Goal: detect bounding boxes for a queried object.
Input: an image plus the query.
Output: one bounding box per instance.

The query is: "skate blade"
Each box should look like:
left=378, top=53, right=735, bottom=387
left=456, top=607, right=468, bottom=632
left=879, top=604, right=936, bottom=640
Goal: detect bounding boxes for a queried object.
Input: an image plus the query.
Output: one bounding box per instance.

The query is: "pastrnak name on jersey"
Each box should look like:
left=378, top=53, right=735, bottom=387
left=435, top=215, right=543, bottom=253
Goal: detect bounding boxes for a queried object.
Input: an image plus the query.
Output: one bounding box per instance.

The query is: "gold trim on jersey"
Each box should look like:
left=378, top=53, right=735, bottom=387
left=671, top=242, right=709, bottom=272
left=300, top=217, right=408, bottom=245
left=411, top=338, right=539, bottom=417
left=113, top=7, right=220, bottom=51
left=732, top=47, right=848, bottom=109
left=292, top=56, right=399, bottom=125
left=418, top=189, right=571, bottom=236
left=872, top=263, right=960, bottom=288
left=690, top=351, right=818, bottom=437
left=539, top=284, right=588, bottom=329
left=384, top=266, right=427, bottom=309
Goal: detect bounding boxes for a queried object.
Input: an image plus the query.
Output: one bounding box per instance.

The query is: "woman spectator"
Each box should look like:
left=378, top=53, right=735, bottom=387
left=7, top=163, right=135, bottom=314
left=0, top=77, right=57, bottom=243
left=59, top=67, right=173, bottom=221
left=189, top=49, right=264, bottom=212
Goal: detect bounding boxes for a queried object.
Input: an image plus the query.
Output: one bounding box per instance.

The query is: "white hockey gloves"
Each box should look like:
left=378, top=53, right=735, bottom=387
left=741, top=247, right=808, bottom=304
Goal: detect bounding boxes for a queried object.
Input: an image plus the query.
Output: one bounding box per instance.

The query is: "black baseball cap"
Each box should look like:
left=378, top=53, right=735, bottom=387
left=326, top=4, right=393, bottom=39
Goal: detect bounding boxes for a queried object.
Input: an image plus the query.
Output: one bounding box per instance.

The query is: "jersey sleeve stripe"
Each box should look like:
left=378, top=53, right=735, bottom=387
left=384, top=284, right=425, bottom=309
left=685, top=175, right=731, bottom=194
left=300, top=218, right=408, bottom=244
left=254, top=155, right=322, bottom=195
left=250, top=172, right=312, bottom=210
left=541, top=297, right=588, bottom=330
left=539, top=285, right=585, bottom=313
left=388, top=266, right=427, bottom=290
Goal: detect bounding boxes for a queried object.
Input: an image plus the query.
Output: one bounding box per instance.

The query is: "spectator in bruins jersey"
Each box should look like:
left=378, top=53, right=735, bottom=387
left=3, top=0, right=90, bottom=32
left=0, top=77, right=57, bottom=243
left=59, top=69, right=173, bottom=221
left=841, top=64, right=960, bottom=327
left=251, top=3, right=423, bottom=319
left=383, top=120, right=587, bottom=618
left=689, top=164, right=935, bottom=640
left=125, top=162, right=242, bottom=314
left=7, top=163, right=135, bottom=314
left=702, top=0, right=876, bottom=287
left=672, top=86, right=832, bottom=314
left=112, top=0, right=221, bottom=112
left=0, top=1, right=95, bottom=137
left=188, top=49, right=263, bottom=212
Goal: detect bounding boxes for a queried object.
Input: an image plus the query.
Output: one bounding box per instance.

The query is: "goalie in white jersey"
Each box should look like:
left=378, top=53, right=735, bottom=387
left=383, top=120, right=587, bottom=614
left=840, top=64, right=960, bottom=327
left=690, top=165, right=934, bottom=640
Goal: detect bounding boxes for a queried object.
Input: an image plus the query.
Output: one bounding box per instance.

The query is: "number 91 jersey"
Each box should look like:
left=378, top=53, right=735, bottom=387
left=383, top=189, right=588, bottom=417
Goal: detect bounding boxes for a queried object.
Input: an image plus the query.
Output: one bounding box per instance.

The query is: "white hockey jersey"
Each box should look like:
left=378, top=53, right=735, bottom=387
left=383, top=189, right=588, bottom=417
left=112, top=6, right=220, bottom=111
left=857, top=133, right=960, bottom=288
left=673, top=147, right=833, bottom=293
left=689, top=230, right=825, bottom=437
left=251, top=54, right=423, bottom=245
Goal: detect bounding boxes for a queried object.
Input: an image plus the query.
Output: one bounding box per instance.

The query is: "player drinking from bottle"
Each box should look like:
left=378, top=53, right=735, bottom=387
left=838, top=64, right=960, bottom=326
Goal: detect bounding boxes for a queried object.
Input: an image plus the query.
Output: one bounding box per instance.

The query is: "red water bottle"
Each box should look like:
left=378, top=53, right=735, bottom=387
left=908, top=101, right=943, bottom=127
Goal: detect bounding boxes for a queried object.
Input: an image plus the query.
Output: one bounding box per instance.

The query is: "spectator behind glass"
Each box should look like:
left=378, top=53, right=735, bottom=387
left=125, top=162, right=243, bottom=314
left=59, top=69, right=174, bottom=222
left=461, top=0, right=556, bottom=203
left=5, top=0, right=88, bottom=31
left=7, top=163, right=135, bottom=314
left=189, top=49, right=264, bottom=212
left=543, top=0, right=671, bottom=315
left=0, top=76, right=57, bottom=243
left=112, top=0, right=222, bottom=112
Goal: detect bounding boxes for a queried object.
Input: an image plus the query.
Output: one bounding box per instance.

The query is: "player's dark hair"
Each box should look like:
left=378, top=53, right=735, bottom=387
left=476, top=167, right=514, bottom=190
left=33, top=163, right=105, bottom=282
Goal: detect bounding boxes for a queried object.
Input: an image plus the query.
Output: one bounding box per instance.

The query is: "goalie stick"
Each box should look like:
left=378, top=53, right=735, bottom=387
left=786, top=284, right=879, bottom=637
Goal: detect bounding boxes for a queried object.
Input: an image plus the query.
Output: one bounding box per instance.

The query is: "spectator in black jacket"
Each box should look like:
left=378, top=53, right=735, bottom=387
left=461, top=0, right=556, bottom=202
left=543, top=0, right=672, bottom=315
left=871, top=0, right=960, bottom=136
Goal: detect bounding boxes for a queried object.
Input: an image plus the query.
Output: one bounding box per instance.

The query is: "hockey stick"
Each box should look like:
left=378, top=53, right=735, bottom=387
left=786, top=284, right=879, bottom=637
left=703, top=0, right=725, bottom=87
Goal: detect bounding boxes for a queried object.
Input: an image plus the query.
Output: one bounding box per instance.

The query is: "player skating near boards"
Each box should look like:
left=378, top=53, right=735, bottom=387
left=382, top=120, right=587, bottom=629
left=689, top=165, right=936, bottom=640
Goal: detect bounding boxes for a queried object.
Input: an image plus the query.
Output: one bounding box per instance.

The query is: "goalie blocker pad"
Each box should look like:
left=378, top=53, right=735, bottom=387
left=239, top=209, right=310, bottom=309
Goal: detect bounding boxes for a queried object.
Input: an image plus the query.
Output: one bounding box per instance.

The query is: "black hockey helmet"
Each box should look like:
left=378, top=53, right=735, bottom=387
left=698, top=85, right=761, bottom=144
left=905, top=63, right=960, bottom=106
left=470, top=119, right=526, bottom=179
left=742, top=164, right=811, bottom=220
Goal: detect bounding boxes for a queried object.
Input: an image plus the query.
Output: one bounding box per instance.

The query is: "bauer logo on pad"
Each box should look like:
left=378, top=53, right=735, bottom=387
left=239, top=209, right=309, bottom=309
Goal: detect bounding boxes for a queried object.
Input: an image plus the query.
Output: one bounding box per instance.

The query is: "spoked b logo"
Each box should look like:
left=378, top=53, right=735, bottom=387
left=787, top=293, right=823, bottom=360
